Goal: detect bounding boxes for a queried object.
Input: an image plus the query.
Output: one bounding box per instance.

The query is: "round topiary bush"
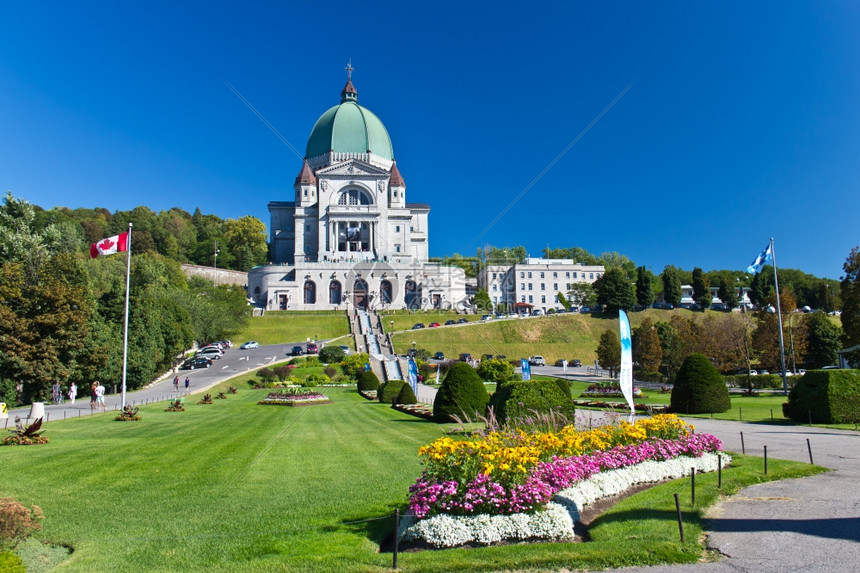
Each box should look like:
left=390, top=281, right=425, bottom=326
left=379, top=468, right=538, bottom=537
left=489, top=380, right=575, bottom=426
left=396, top=382, right=418, bottom=405
left=670, top=353, right=731, bottom=414
left=319, top=345, right=346, bottom=364
left=432, top=362, right=489, bottom=423
left=379, top=380, right=406, bottom=404
left=554, top=378, right=572, bottom=400
left=357, top=370, right=380, bottom=392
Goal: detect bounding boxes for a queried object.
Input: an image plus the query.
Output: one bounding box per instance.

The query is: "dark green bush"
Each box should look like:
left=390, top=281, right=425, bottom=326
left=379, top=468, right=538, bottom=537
left=433, top=362, right=489, bottom=423
left=378, top=380, right=406, bottom=404
left=396, top=382, right=418, bottom=405
left=783, top=369, right=860, bottom=423
left=554, top=378, right=572, bottom=399
left=670, top=353, right=731, bottom=414
left=356, top=370, right=380, bottom=392
left=256, top=368, right=276, bottom=382
left=489, top=380, right=575, bottom=426
left=319, top=345, right=345, bottom=363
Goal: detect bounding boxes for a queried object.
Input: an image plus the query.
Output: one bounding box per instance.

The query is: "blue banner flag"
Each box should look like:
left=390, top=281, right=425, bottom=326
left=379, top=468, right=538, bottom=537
left=521, top=359, right=531, bottom=381
left=407, top=358, right=419, bottom=393
left=747, top=243, right=773, bottom=274
left=619, top=310, right=635, bottom=421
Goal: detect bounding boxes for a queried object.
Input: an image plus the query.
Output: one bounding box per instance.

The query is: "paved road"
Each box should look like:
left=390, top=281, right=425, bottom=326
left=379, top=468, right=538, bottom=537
left=585, top=417, right=860, bottom=573
left=4, top=341, right=310, bottom=426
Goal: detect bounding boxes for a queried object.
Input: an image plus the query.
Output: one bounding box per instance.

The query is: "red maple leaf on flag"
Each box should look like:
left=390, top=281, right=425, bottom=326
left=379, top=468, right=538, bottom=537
left=98, top=238, right=115, bottom=251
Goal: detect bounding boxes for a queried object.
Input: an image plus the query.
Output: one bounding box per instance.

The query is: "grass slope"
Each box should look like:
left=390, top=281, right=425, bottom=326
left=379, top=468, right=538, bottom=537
left=231, top=311, right=351, bottom=346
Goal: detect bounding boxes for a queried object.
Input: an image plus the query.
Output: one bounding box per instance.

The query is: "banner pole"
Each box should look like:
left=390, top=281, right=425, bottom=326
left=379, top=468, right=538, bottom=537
left=769, top=237, right=788, bottom=395
left=120, top=222, right=133, bottom=409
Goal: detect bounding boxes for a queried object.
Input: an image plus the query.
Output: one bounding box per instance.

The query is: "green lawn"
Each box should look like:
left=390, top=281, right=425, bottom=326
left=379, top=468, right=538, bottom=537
left=231, top=311, right=351, bottom=346
left=2, top=375, right=826, bottom=572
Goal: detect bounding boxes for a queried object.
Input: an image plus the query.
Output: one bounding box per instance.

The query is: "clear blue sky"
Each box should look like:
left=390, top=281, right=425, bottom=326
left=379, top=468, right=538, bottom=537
left=2, top=1, right=858, bottom=279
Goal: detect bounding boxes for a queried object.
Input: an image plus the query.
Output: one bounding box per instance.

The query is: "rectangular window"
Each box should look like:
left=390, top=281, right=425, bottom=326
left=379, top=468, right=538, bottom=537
left=553, top=283, right=558, bottom=291
left=492, top=284, right=497, bottom=291
left=553, top=272, right=558, bottom=279
left=528, top=272, right=532, bottom=279
left=492, top=273, right=497, bottom=279
left=528, top=295, right=533, bottom=303
left=541, top=295, right=546, bottom=303
left=395, top=225, right=400, bottom=232
left=572, top=272, right=577, bottom=279
left=566, top=272, right=570, bottom=278
left=590, top=273, right=594, bottom=279
left=395, top=244, right=401, bottom=253
left=528, top=283, right=533, bottom=290
left=521, top=295, right=526, bottom=303
left=554, top=294, right=559, bottom=303
left=540, top=283, right=545, bottom=291
left=520, top=272, right=525, bottom=278
left=540, top=272, right=545, bottom=279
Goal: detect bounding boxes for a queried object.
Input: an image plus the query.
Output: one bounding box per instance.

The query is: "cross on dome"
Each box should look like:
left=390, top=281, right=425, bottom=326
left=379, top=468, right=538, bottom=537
left=345, top=59, right=354, bottom=80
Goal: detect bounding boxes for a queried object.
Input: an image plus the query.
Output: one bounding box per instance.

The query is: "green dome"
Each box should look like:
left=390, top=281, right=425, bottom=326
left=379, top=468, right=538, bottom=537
left=305, top=82, right=394, bottom=161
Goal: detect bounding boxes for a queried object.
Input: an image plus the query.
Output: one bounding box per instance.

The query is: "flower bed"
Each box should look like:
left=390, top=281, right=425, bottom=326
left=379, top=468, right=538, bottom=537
left=401, top=414, right=726, bottom=548
left=580, top=382, right=646, bottom=399
left=393, top=403, right=433, bottom=420
left=573, top=399, right=669, bottom=413
left=257, top=390, right=331, bottom=406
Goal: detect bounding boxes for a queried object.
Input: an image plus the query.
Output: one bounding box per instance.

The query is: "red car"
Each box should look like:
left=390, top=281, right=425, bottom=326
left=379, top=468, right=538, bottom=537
left=306, top=343, right=319, bottom=354
left=428, top=322, right=441, bottom=328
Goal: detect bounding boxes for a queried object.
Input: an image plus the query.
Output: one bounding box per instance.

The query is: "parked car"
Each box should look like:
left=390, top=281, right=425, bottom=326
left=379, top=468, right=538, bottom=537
left=428, top=322, right=441, bottom=328
left=528, top=355, right=546, bottom=366
left=532, top=309, right=544, bottom=316
left=459, top=353, right=472, bottom=362
left=457, top=318, right=468, bottom=324
left=433, top=351, right=445, bottom=360
left=580, top=306, right=591, bottom=313
left=217, top=340, right=233, bottom=349
left=306, top=343, right=319, bottom=354
left=482, top=354, right=494, bottom=361
left=290, top=346, right=304, bottom=356
left=338, top=345, right=351, bottom=355
left=182, top=356, right=212, bottom=370
left=480, top=314, right=493, bottom=321
left=570, top=359, right=582, bottom=367
left=196, top=347, right=222, bottom=359
left=412, top=323, right=425, bottom=330
left=445, top=319, right=456, bottom=326
left=240, top=341, right=259, bottom=349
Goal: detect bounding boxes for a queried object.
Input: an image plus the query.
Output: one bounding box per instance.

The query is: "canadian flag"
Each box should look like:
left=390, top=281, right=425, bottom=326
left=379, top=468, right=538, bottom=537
left=90, top=232, right=129, bottom=258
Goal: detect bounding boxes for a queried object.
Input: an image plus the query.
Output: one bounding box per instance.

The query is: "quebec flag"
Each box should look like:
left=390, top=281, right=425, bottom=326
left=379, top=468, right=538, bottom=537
left=407, top=358, right=419, bottom=393
left=619, top=310, right=635, bottom=421
left=747, top=243, right=773, bottom=275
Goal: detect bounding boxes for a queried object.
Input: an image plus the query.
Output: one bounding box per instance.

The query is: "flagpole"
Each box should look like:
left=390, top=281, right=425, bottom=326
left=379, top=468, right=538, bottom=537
left=120, top=222, right=133, bottom=409
left=769, top=237, right=789, bottom=395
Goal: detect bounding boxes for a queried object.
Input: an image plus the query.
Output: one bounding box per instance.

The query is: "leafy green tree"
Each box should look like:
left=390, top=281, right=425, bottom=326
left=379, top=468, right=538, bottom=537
left=635, top=266, right=655, bottom=308
left=473, top=288, right=492, bottom=314
left=748, top=266, right=774, bottom=308
left=596, top=330, right=621, bottom=377
left=0, top=192, right=63, bottom=278
left=841, top=247, right=860, bottom=359
left=567, top=282, right=595, bottom=308
left=661, top=266, right=682, bottom=307
left=632, top=318, right=662, bottom=373
left=593, top=268, right=635, bottom=315
left=224, top=216, right=268, bottom=271
left=717, top=277, right=739, bottom=309
left=476, top=358, right=515, bottom=383
left=805, top=311, right=842, bottom=368
left=543, top=246, right=598, bottom=265
left=691, top=267, right=711, bottom=310
left=597, top=251, right=636, bottom=280
left=557, top=291, right=570, bottom=310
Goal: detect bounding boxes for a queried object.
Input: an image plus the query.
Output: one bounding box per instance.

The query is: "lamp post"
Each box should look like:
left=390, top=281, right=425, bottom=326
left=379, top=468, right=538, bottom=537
left=766, top=305, right=789, bottom=395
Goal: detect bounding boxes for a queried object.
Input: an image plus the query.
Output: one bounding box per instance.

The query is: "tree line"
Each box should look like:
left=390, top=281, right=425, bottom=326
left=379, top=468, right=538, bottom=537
left=0, top=194, right=251, bottom=406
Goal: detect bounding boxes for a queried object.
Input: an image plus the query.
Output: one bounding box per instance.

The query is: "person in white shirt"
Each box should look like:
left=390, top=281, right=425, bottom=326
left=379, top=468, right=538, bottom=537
left=68, top=382, right=77, bottom=404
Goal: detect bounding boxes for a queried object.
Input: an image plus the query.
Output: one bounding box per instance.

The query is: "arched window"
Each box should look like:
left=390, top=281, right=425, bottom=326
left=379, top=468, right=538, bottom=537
left=353, top=279, right=368, bottom=310
left=304, top=281, right=316, bottom=304
left=337, top=188, right=372, bottom=205
left=380, top=280, right=393, bottom=304
left=329, top=280, right=342, bottom=305
left=405, top=280, right=421, bottom=309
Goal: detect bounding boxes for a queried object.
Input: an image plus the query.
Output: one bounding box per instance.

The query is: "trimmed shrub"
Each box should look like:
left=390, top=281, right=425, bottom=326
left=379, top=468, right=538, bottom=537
left=433, top=362, right=490, bottom=423
left=341, top=354, right=371, bottom=378
left=783, top=369, right=860, bottom=423
left=489, top=380, right=575, bottom=426
left=554, top=377, right=572, bottom=400
left=303, top=373, right=330, bottom=387
left=319, top=345, right=346, bottom=364
left=323, top=366, right=338, bottom=379
left=356, top=370, right=380, bottom=392
left=670, top=353, right=731, bottom=414
left=396, top=382, right=418, bottom=405
left=379, top=380, right=406, bottom=404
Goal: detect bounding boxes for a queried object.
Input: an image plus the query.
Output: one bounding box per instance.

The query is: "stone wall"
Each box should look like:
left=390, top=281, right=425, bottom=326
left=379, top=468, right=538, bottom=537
left=180, top=264, right=247, bottom=287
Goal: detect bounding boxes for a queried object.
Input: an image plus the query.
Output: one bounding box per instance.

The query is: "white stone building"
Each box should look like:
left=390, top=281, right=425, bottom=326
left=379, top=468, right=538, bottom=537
left=247, top=72, right=467, bottom=311
left=478, top=258, right=605, bottom=313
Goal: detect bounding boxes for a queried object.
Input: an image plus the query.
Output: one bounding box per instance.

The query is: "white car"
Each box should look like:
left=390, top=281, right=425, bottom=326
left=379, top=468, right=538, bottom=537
left=240, top=341, right=259, bottom=349
left=339, top=345, right=350, bottom=355
left=197, top=347, right=223, bottom=359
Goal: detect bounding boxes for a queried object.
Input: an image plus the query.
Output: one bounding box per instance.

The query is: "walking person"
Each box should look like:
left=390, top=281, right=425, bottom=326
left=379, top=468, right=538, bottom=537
left=90, top=382, right=98, bottom=411
left=95, top=382, right=106, bottom=411
left=173, top=375, right=179, bottom=393
left=52, top=381, right=61, bottom=405
left=184, top=376, right=190, bottom=395
left=68, top=382, right=77, bottom=404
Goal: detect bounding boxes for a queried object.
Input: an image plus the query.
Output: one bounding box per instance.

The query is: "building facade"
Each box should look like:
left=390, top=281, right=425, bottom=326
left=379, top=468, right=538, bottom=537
left=248, top=72, right=467, bottom=311
left=478, top=258, right=605, bottom=313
